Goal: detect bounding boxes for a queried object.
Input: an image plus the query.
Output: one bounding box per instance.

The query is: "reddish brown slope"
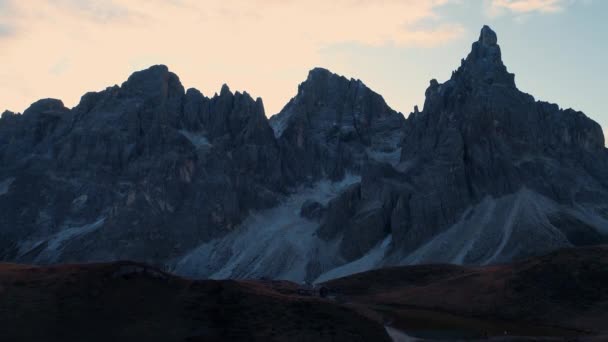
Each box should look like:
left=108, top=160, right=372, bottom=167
left=0, top=261, right=390, bottom=342
left=324, top=246, right=608, bottom=339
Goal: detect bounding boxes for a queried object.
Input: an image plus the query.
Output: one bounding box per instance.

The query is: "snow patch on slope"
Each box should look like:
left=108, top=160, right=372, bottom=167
left=179, top=130, right=211, bottom=148
left=366, top=148, right=402, bottom=167
left=269, top=112, right=292, bottom=138
left=0, top=177, right=15, bottom=196
left=20, top=217, right=107, bottom=263
left=385, top=326, right=420, bottom=342
left=175, top=186, right=608, bottom=283
left=174, top=175, right=360, bottom=282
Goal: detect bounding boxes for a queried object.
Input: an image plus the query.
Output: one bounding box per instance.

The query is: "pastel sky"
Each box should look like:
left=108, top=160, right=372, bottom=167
left=0, top=0, right=606, bottom=137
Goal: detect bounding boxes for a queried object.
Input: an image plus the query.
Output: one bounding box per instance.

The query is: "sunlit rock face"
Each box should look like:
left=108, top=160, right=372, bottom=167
left=0, top=26, right=607, bottom=283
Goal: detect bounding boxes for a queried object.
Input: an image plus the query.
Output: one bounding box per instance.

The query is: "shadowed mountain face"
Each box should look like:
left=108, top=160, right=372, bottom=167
left=270, top=67, right=405, bottom=181
left=1, top=26, right=607, bottom=283
left=0, top=65, right=285, bottom=266
left=348, top=25, right=608, bottom=266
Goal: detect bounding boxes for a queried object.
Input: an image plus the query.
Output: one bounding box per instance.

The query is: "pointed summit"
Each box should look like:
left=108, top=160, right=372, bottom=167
left=447, top=25, right=515, bottom=89
left=270, top=67, right=402, bottom=140
left=300, top=67, right=351, bottom=95
left=470, top=25, right=502, bottom=60
left=220, top=83, right=232, bottom=96
left=479, top=25, right=497, bottom=46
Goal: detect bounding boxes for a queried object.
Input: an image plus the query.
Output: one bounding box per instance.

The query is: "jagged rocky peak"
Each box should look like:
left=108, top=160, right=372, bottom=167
left=296, top=67, right=392, bottom=113
left=441, top=25, right=515, bottom=91
left=271, top=67, right=404, bottom=142
left=1, top=110, right=16, bottom=118
left=0, top=63, right=286, bottom=267
left=121, top=64, right=185, bottom=100
left=68, top=64, right=275, bottom=148
left=219, top=83, right=231, bottom=96
left=303, top=67, right=350, bottom=89
left=479, top=24, right=497, bottom=46
left=414, top=25, right=603, bottom=154
left=201, top=83, right=275, bottom=146
left=72, top=64, right=185, bottom=119
left=303, top=67, right=345, bottom=84
left=270, top=67, right=405, bottom=182
left=394, top=25, right=608, bottom=267
left=22, top=98, right=70, bottom=117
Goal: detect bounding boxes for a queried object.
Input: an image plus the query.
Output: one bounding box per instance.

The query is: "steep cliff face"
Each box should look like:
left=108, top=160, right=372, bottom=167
left=270, top=67, right=405, bottom=182
left=321, top=26, right=608, bottom=269
left=0, top=65, right=285, bottom=265
left=389, top=26, right=608, bottom=263
left=1, top=26, right=607, bottom=283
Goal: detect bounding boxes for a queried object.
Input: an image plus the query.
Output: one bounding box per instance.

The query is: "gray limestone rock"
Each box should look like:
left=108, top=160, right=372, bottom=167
left=270, top=67, right=406, bottom=182
left=0, top=26, right=607, bottom=282
left=0, top=65, right=284, bottom=266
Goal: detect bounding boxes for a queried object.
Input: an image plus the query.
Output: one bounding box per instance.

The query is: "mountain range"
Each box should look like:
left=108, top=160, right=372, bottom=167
left=1, top=26, right=607, bottom=284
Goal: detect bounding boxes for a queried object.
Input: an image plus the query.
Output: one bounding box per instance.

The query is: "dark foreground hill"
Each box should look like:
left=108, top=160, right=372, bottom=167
left=1, top=246, right=607, bottom=341
left=0, top=261, right=389, bottom=342
left=323, top=245, right=608, bottom=340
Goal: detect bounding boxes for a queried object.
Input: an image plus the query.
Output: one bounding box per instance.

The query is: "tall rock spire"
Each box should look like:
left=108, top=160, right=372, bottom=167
left=479, top=25, right=498, bottom=46
left=453, top=25, right=516, bottom=89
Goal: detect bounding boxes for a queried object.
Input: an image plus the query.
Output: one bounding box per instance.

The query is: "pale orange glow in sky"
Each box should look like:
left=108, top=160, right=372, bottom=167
left=0, top=0, right=605, bottom=141
left=0, top=0, right=462, bottom=115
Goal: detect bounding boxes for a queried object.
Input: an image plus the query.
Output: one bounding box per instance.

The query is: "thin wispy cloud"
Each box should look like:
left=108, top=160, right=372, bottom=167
left=0, top=24, right=13, bottom=38
left=49, top=58, right=71, bottom=76
left=0, top=0, right=16, bottom=39
left=51, top=0, right=142, bottom=23
left=492, top=0, right=564, bottom=13
left=486, top=0, right=587, bottom=16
